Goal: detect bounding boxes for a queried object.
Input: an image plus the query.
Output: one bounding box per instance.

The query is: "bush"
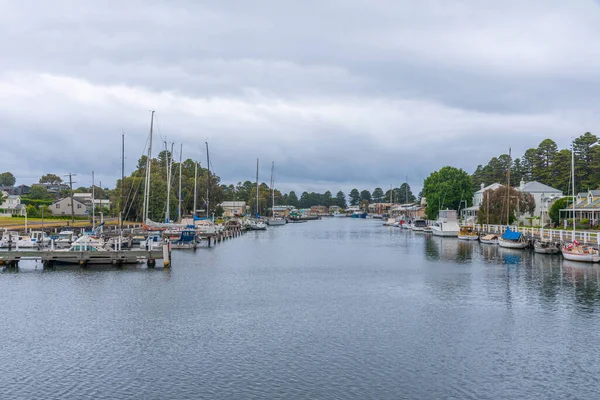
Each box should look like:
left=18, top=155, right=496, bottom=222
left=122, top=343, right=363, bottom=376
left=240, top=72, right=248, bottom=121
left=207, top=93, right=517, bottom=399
left=580, top=218, right=590, bottom=225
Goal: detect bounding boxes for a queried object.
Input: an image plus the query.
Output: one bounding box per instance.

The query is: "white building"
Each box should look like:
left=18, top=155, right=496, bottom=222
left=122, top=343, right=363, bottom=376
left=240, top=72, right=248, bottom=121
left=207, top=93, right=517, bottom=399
left=50, top=197, right=89, bottom=217
left=461, top=183, right=503, bottom=222
left=518, top=180, right=563, bottom=225
left=219, top=201, right=247, bottom=217
left=0, top=192, right=26, bottom=216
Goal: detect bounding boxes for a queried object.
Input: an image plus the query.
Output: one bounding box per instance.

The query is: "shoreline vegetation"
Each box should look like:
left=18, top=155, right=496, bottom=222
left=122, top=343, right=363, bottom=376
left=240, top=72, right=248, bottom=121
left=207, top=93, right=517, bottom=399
left=0, top=133, right=595, bottom=226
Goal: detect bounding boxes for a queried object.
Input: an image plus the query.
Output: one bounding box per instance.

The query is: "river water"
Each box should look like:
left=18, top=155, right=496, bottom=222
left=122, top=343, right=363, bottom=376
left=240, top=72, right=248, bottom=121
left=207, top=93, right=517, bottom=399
left=2, top=218, right=600, bottom=399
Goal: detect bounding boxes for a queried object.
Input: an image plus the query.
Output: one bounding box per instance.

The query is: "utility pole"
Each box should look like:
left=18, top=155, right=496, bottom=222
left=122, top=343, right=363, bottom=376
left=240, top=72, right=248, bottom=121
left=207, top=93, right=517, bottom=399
left=193, top=161, right=198, bottom=218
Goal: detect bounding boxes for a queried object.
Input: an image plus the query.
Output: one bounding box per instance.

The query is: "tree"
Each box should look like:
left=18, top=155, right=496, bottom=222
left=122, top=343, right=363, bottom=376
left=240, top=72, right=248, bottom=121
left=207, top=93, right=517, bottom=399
left=349, top=189, right=360, bottom=206
left=398, top=183, right=416, bottom=203
left=28, top=185, right=52, bottom=200
left=288, top=191, right=299, bottom=208
left=360, top=190, right=372, bottom=203
left=372, top=188, right=384, bottom=203
left=573, top=132, right=599, bottom=191
left=549, top=198, right=569, bottom=225
left=39, top=174, right=63, bottom=184
left=299, top=191, right=310, bottom=208
left=477, top=186, right=535, bottom=225
left=422, top=166, right=473, bottom=220
left=322, top=190, right=333, bottom=207
left=0, top=172, right=16, bottom=186
left=335, top=191, right=347, bottom=208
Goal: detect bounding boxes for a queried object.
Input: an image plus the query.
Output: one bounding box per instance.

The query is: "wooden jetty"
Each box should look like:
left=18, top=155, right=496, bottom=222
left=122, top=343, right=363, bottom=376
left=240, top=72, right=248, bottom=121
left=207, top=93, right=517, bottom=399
left=0, top=247, right=169, bottom=269
left=472, top=224, right=600, bottom=247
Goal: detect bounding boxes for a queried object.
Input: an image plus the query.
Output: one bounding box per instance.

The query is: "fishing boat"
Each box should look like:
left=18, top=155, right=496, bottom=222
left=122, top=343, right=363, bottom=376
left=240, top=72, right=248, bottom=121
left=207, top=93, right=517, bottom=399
left=534, top=240, right=560, bottom=255
left=498, top=227, right=528, bottom=249
left=430, top=210, right=460, bottom=237
left=458, top=226, right=479, bottom=241
left=249, top=219, right=267, bottom=230
left=479, top=234, right=499, bottom=245
left=267, top=162, right=286, bottom=226
left=561, top=141, right=599, bottom=262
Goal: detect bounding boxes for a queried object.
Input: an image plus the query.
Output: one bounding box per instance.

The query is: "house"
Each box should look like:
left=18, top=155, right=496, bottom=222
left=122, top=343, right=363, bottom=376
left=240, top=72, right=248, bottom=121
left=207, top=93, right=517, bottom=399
left=33, top=183, right=70, bottom=197
left=0, top=193, right=26, bottom=216
left=518, top=180, right=563, bottom=225
left=219, top=201, right=247, bottom=217
left=368, top=203, right=394, bottom=215
left=310, top=205, right=329, bottom=215
left=269, top=205, right=293, bottom=217
left=72, top=193, right=111, bottom=210
left=50, top=197, right=89, bottom=217
left=560, top=189, right=600, bottom=226
left=329, top=205, right=342, bottom=213
left=461, top=182, right=503, bottom=222
left=12, top=185, right=30, bottom=196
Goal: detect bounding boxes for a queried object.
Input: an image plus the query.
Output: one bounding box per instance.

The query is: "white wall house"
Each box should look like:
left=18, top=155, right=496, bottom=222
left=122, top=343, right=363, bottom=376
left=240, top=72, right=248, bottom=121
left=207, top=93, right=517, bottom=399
left=0, top=192, right=26, bottom=216
left=518, top=180, right=563, bottom=225
left=461, top=183, right=503, bottom=222
left=50, top=197, right=89, bottom=217
left=219, top=201, right=247, bottom=217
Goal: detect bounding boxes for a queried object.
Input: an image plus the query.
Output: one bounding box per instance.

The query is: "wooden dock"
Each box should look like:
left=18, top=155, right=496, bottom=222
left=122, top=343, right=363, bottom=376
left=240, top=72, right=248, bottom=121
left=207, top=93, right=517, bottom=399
left=473, top=224, right=599, bottom=246
left=0, top=248, right=166, bottom=268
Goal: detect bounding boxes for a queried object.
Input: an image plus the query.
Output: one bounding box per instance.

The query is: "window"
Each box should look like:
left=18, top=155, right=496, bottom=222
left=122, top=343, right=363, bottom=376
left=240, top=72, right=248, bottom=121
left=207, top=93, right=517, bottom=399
left=56, top=204, right=60, bottom=209
left=77, top=204, right=81, bottom=209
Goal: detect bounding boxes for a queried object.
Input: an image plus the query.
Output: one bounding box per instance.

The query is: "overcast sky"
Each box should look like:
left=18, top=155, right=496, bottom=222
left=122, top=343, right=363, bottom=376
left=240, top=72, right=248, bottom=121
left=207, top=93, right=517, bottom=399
left=1, top=0, right=598, bottom=195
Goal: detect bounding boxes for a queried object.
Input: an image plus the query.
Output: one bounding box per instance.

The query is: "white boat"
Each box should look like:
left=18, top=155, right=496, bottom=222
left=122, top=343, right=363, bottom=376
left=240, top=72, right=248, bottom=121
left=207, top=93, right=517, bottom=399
left=332, top=211, right=345, bottom=217
left=249, top=219, right=267, bottom=230
left=383, top=218, right=397, bottom=226
left=430, top=210, right=460, bottom=237
left=0, top=231, right=24, bottom=248
left=55, top=230, right=76, bottom=248
left=498, top=227, right=528, bottom=249
left=479, top=234, right=499, bottom=245
left=534, top=240, right=560, bottom=255
left=267, top=217, right=286, bottom=226
left=72, top=234, right=105, bottom=248
left=267, top=162, right=286, bottom=226
left=458, top=226, right=479, bottom=241
left=562, top=242, right=600, bottom=262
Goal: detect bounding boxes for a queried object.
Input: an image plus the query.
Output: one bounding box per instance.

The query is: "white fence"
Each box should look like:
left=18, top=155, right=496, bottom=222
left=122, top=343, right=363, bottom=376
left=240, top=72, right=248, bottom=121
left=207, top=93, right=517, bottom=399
left=472, top=224, right=597, bottom=244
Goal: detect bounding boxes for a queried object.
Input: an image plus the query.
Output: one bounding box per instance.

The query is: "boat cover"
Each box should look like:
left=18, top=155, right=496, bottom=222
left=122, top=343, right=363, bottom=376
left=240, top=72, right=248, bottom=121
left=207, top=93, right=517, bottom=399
left=502, top=227, right=521, bottom=240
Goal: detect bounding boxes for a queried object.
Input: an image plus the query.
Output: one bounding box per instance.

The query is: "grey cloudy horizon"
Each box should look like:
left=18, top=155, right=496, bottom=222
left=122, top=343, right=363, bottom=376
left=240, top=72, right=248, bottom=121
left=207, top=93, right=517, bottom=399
left=1, top=0, right=598, bottom=196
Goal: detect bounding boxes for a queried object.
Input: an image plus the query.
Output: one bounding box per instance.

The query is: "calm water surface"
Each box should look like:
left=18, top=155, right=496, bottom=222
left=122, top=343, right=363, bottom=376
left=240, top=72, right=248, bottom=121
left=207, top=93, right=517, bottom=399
left=2, top=218, right=600, bottom=399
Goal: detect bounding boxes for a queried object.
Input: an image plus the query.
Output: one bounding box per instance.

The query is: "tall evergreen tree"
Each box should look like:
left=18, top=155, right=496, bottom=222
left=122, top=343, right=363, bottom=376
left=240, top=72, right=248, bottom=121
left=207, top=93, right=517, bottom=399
left=288, top=191, right=299, bottom=208
left=349, top=189, right=360, bottom=206
left=335, top=191, right=347, bottom=208
left=573, top=132, right=598, bottom=191
left=360, top=190, right=372, bottom=203
left=372, top=187, right=384, bottom=203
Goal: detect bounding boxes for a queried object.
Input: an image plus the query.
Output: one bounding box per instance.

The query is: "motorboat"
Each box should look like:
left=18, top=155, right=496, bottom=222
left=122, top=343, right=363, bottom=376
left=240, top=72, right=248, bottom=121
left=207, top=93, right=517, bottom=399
left=479, top=234, right=499, bottom=245
left=332, top=211, right=345, bottom=217
left=561, top=241, right=600, bottom=262
left=498, top=227, right=528, bottom=249
left=411, top=219, right=428, bottom=231
left=55, top=230, right=76, bottom=248
left=534, top=240, right=560, bottom=255
left=430, top=210, right=460, bottom=237
left=458, top=226, right=479, bottom=241
left=0, top=231, right=24, bottom=248
left=383, top=218, right=399, bottom=227
left=266, top=217, right=286, bottom=226
left=249, top=219, right=267, bottom=230
left=167, top=229, right=197, bottom=249
left=195, top=219, right=217, bottom=235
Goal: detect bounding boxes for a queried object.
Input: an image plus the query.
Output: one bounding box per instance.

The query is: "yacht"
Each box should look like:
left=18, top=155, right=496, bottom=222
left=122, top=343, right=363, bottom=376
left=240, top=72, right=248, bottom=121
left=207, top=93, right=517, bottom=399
left=411, top=219, right=428, bottom=231
left=498, top=227, right=528, bottom=249
left=430, top=210, right=460, bottom=237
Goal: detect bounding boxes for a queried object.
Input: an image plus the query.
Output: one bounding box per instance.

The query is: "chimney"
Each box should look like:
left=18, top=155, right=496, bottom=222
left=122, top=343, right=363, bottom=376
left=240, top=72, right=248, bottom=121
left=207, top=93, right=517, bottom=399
left=480, top=183, right=485, bottom=190
left=519, top=179, right=525, bottom=190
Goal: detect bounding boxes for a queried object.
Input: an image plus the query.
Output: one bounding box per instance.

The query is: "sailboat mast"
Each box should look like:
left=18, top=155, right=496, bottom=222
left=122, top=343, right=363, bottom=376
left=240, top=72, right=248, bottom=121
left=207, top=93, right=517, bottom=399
left=193, top=161, right=198, bottom=218
left=121, top=132, right=125, bottom=231
left=143, top=111, right=154, bottom=222
left=165, top=142, right=170, bottom=222
left=178, top=144, right=183, bottom=222
left=572, top=142, right=576, bottom=241
left=506, top=148, right=511, bottom=226
left=256, top=158, right=259, bottom=217
left=92, top=171, right=95, bottom=230
left=205, top=142, right=210, bottom=219
left=271, top=162, right=275, bottom=218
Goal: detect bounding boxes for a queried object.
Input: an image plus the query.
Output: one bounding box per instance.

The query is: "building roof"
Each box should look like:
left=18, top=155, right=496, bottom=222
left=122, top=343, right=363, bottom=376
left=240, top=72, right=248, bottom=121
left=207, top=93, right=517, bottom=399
left=475, top=183, right=503, bottom=194
left=220, top=201, right=246, bottom=207
left=520, top=181, right=562, bottom=193
left=7, top=195, right=20, bottom=199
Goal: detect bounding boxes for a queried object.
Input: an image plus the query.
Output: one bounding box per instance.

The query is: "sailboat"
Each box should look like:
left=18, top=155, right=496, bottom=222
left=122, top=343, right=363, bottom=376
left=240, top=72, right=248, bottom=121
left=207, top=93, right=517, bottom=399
left=498, top=148, right=528, bottom=249
left=249, top=158, right=267, bottom=230
left=266, top=161, right=286, bottom=226
left=561, top=143, right=600, bottom=262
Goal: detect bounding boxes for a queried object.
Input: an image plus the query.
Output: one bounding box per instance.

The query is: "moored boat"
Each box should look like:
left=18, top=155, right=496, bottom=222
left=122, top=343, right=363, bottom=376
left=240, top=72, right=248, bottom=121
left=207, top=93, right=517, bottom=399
left=479, top=234, right=499, bottom=245
left=498, top=227, right=528, bottom=249
left=458, top=226, right=479, bottom=241
left=431, top=210, right=459, bottom=237
left=411, top=219, right=428, bottom=231
left=534, top=240, right=560, bottom=254
left=561, top=241, right=600, bottom=262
